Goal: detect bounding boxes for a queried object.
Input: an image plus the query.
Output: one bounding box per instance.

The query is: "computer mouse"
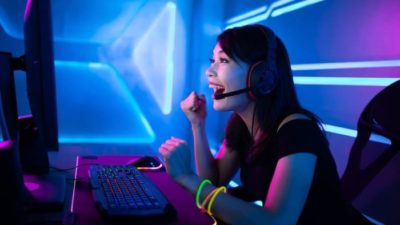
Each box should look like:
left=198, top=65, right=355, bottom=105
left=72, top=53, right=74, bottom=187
left=129, top=156, right=164, bottom=170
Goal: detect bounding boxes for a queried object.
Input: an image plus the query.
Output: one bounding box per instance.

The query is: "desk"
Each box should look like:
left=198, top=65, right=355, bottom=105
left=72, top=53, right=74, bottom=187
left=71, top=155, right=214, bottom=225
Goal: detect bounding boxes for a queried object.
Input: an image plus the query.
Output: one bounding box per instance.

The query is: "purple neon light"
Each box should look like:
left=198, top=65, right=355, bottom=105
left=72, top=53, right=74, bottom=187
left=0, top=140, right=14, bottom=149
left=24, top=182, right=40, bottom=191
left=23, top=0, right=32, bottom=22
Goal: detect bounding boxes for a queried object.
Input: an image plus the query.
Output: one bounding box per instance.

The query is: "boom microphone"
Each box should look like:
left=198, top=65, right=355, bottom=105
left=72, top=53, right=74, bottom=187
left=214, top=87, right=249, bottom=100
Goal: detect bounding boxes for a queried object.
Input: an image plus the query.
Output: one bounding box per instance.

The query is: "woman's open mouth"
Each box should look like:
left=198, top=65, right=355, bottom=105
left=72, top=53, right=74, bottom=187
left=209, top=82, right=225, bottom=99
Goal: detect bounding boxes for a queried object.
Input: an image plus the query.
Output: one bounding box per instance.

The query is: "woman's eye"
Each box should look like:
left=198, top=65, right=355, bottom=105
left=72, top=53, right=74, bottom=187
left=219, top=58, right=229, bottom=63
left=209, top=57, right=229, bottom=64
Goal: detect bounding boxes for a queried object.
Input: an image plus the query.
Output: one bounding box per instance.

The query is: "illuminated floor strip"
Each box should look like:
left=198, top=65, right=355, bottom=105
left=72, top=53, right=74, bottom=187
left=323, top=124, right=391, bottom=145
left=294, top=76, right=399, bottom=86
left=292, top=60, right=400, bottom=70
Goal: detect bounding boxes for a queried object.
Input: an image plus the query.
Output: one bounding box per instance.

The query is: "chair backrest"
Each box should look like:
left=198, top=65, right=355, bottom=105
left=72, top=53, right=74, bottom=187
left=340, top=80, right=400, bottom=223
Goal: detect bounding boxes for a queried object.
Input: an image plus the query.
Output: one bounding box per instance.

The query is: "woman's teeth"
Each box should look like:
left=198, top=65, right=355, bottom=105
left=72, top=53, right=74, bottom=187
left=209, top=84, right=225, bottom=94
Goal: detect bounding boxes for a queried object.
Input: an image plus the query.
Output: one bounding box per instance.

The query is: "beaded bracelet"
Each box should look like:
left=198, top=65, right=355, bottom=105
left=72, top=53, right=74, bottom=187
left=195, top=179, right=212, bottom=208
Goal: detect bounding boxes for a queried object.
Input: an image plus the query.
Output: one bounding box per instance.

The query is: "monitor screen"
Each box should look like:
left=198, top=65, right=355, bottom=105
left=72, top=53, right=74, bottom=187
left=19, top=0, right=59, bottom=174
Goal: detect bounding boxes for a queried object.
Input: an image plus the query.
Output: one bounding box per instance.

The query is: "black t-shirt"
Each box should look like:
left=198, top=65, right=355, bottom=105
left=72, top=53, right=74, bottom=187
left=229, top=119, right=372, bottom=225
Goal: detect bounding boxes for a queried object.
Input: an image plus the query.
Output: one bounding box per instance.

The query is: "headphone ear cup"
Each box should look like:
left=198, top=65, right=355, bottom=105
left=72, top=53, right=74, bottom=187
left=247, top=61, right=277, bottom=99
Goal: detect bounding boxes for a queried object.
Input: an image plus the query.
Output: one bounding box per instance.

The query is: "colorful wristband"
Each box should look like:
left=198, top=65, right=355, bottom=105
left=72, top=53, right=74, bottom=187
left=207, top=186, right=226, bottom=216
left=200, top=188, right=219, bottom=213
left=195, top=179, right=212, bottom=208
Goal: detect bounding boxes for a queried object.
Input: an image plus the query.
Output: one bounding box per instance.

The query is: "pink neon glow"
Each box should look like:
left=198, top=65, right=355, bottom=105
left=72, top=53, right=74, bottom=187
left=24, top=0, right=32, bottom=22
left=0, top=140, right=14, bottom=149
left=264, top=160, right=287, bottom=211
left=24, top=181, right=40, bottom=191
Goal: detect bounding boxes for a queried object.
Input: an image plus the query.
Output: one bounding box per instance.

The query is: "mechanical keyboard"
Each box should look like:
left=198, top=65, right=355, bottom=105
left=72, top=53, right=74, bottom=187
left=89, top=164, right=174, bottom=220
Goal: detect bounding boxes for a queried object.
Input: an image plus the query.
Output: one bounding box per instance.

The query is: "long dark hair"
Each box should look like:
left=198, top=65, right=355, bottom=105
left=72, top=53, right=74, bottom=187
left=219, top=24, right=321, bottom=159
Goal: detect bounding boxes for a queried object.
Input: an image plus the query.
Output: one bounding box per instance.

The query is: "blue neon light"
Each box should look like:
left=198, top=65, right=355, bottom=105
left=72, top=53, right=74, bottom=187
left=224, top=0, right=326, bottom=30
left=271, top=0, right=325, bottom=17
left=291, top=59, right=400, bottom=71
left=322, top=124, right=391, bottom=145
left=293, top=76, right=399, bottom=86
left=133, top=2, right=176, bottom=115
left=226, top=6, right=267, bottom=24
left=229, top=181, right=239, bottom=188
left=225, top=0, right=294, bottom=29
left=54, top=60, right=155, bottom=144
left=0, top=6, right=23, bottom=39
left=59, top=137, right=153, bottom=144
left=165, top=2, right=176, bottom=115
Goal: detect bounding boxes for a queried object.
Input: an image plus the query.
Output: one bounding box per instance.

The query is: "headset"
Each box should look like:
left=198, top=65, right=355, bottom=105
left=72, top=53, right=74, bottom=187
left=214, top=25, right=279, bottom=100
left=246, top=25, right=278, bottom=100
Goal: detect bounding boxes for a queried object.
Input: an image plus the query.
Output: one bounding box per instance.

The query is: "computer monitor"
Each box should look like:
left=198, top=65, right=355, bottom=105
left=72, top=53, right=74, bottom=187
left=19, top=0, right=59, bottom=174
left=0, top=0, right=65, bottom=211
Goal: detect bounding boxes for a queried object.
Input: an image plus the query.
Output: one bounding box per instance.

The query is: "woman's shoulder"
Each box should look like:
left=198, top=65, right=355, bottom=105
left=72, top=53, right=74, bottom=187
left=275, top=113, right=327, bottom=157
left=277, top=113, right=314, bottom=133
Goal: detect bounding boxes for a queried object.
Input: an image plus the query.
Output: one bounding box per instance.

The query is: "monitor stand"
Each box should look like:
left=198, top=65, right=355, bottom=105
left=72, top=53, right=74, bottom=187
left=23, top=173, right=66, bottom=211
left=17, top=116, right=66, bottom=211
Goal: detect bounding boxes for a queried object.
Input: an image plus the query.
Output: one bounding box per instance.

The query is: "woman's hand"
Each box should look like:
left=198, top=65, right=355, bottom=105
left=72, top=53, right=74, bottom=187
left=180, top=91, right=206, bottom=127
left=159, top=137, right=195, bottom=185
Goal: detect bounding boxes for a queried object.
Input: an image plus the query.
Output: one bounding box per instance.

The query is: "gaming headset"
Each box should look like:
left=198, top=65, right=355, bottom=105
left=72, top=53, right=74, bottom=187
left=246, top=25, right=278, bottom=100
left=214, top=25, right=279, bottom=100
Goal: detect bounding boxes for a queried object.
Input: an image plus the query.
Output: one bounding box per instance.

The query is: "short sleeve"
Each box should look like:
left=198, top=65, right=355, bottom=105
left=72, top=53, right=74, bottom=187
left=276, top=119, right=328, bottom=159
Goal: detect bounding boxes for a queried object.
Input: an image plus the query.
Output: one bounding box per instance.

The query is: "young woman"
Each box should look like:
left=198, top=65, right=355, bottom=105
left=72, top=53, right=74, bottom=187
left=159, top=24, right=372, bottom=225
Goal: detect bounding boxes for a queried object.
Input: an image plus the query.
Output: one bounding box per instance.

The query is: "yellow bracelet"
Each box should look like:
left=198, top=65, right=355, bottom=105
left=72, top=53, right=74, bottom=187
left=207, top=186, right=226, bottom=216
left=200, top=188, right=219, bottom=213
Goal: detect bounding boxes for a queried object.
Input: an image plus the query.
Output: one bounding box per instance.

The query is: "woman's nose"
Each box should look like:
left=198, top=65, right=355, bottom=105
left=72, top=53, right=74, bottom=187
left=205, top=66, right=216, bottom=77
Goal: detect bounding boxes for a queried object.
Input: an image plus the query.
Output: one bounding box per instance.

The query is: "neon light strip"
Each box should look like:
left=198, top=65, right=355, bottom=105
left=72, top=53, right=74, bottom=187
left=226, top=6, right=267, bottom=24
left=59, top=137, right=155, bottom=144
left=322, top=124, right=391, bottom=145
left=292, top=59, right=400, bottom=71
left=271, top=0, right=325, bottom=17
left=363, top=214, right=385, bottom=225
left=225, top=0, right=294, bottom=29
left=293, top=77, right=398, bottom=86
left=23, top=0, right=32, bottom=22
left=164, top=1, right=177, bottom=115
left=70, top=156, right=79, bottom=213
left=225, top=15, right=269, bottom=30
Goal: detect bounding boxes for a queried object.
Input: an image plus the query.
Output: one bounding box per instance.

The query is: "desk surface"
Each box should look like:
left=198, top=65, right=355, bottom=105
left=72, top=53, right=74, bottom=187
left=71, top=155, right=213, bottom=225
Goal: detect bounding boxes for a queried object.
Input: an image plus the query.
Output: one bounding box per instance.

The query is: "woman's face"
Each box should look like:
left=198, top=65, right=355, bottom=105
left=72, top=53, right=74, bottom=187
left=206, top=42, right=251, bottom=112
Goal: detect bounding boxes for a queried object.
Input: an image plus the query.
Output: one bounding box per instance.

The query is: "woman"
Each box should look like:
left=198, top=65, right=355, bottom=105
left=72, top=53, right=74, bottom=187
left=159, top=24, right=371, bottom=225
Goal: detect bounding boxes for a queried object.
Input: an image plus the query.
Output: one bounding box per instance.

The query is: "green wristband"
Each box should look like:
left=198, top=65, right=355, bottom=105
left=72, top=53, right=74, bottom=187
left=196, top=179, right=212, bottom=208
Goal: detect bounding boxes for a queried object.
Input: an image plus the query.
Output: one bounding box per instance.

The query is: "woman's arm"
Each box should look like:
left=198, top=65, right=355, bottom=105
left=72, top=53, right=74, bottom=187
left=180, top=92, right=239, bottom=185
left=191, top=123, right=217, bottom=181
left=192, top=124, right=239, bottom=185
left=177, top=152, right=316, bottom=225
